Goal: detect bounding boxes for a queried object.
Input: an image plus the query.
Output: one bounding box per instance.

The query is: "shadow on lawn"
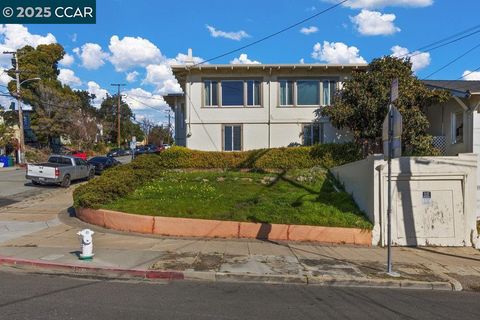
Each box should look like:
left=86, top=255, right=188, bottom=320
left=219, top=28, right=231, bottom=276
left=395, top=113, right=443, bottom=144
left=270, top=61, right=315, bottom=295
left=267, top=170, right=361, bottom=216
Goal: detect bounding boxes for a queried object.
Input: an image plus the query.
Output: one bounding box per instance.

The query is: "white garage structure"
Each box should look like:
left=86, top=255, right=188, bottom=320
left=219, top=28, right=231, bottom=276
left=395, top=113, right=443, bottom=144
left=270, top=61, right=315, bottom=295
left=332, top=154, right=478, bottom=247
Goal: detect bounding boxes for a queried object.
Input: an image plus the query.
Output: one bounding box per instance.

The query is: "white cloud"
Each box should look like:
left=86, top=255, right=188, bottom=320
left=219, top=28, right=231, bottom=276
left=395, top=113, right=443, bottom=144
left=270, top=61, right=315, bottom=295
left=390, top=45, right=430, bottom=72
left=143, top=64, right=182, bottom=95
left=206, top=25, right=250, bottom=41
left=70, top=33, right=77, bottom=42
left=124, top=88, right=167, bottom=110
left=299, top=58, right=305, bottom=64
left=168, top=52, right=204, bottom=65
left=86, top=81, right=108, bottom=107
left=108, top=35, right=163, bottom=71
left=59, top=53, right=75, bottom=67
left=73, top=43, right=109, bottom=70
left=230, top=53, right=261, bottom=64
left=0, top=24, right=56, bottom=66
left=350, top=10, right=400, bottom=36
left=311, top=41, right=367, bottom=64
left=461, top=70, right=480, bottom=81
left=58, top=68, right=82, bottom=87
left=126, top=71, right=139, bottom=83
left=323, top=0, right=432, bottom=9
left=300, top=26, right=319, bottom=35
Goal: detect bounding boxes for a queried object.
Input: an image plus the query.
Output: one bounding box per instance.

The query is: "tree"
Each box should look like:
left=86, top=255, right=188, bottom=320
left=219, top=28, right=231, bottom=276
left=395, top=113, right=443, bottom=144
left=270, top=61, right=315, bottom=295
left=97, top=95, right=144, bottom=146
left=321, top=56, right=450, bottom=155
left=147, top=125, right=172, bottom=146
left=0, top=108, right=14, bottom=149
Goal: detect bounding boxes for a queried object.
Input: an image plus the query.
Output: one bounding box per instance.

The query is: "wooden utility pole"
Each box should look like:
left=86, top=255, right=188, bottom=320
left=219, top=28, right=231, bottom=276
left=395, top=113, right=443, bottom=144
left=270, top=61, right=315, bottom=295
left=111, top=83, right=125, bottom=147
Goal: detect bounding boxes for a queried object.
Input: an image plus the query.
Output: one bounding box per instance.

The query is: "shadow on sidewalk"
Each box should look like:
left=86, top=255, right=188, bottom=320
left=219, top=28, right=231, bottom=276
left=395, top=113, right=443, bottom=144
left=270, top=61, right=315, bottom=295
left=412, top=247, right=480, bottom=263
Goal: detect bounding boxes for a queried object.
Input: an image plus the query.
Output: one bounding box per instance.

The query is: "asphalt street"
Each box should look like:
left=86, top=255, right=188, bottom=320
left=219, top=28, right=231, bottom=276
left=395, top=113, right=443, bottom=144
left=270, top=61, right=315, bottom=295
left=0, top=155, right=131, bottom=207
left=0, top=271, right=479, bottom=320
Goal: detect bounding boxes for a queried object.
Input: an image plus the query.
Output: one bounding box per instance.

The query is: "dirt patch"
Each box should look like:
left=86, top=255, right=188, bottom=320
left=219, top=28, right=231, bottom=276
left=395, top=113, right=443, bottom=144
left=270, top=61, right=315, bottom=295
left=149, top=252, right=225, bottom=272
left=357, top=261, right=445, bottom=282
left=447, top=273, right=480, bottom=291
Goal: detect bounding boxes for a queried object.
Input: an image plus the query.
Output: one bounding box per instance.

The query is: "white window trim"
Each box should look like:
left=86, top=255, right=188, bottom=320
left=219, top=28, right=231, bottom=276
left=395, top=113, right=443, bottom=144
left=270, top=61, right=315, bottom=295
left=222, top=124, right=243, bottom=151
left=278, top=79, right=337, bottom=107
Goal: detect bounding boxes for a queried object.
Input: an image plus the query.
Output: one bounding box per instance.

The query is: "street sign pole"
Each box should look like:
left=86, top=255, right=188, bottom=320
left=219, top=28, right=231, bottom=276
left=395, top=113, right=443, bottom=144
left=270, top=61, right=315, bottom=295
left=386, top=78, right=400, bottom=278
left=387, top=103, right=393, bottom=275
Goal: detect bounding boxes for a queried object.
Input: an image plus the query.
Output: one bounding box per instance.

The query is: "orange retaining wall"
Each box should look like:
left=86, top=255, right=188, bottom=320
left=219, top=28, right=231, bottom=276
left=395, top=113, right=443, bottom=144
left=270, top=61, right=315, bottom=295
left=76, top=208, right=372, bottom=245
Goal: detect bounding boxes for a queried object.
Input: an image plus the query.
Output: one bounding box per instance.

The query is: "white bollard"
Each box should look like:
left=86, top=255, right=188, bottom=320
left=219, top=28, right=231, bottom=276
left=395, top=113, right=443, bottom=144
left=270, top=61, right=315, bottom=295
left=77, top=229, right=95, bottom=260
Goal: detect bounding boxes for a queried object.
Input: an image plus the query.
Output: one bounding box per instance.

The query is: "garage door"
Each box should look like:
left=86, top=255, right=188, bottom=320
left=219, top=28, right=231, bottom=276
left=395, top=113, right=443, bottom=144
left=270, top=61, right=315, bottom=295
left=392, top=180, right=464, bottom=246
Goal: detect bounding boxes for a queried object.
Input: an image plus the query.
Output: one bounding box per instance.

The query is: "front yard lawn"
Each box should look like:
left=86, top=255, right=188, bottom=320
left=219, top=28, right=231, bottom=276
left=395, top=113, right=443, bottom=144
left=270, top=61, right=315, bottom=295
left=103, top=168, right=372, bottom=229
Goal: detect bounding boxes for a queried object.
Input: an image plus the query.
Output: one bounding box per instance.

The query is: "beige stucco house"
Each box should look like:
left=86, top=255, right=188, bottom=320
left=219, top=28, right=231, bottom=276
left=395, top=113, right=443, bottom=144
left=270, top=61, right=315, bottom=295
left=165, top=61, right=367, bottom=151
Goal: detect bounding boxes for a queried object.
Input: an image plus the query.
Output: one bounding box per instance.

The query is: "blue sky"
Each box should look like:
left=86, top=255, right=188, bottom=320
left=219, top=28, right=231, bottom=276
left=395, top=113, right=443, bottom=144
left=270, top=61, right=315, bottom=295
left=1, top=0, right=480, bottom=124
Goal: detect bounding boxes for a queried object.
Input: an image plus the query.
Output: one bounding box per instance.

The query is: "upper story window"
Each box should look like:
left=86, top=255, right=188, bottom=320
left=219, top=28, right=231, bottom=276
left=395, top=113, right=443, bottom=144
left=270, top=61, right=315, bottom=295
left=203, top=79, right=261, bottom=107
left=222, top=80, right=244, bottom=106
left=279, top=80, right=293, bottom=106
left=204, top=80, right=218, bottom=106
left=297, top=80, right=320, bottom=106
left=279, top=79, right=337, bottom=107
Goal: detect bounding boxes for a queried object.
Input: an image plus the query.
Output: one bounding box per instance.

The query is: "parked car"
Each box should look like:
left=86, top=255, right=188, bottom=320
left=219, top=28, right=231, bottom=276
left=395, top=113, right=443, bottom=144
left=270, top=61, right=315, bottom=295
left=107, top=148, right=127, bottom=157
left=68, top=150, right=88, bottom=160
left=87, top=156, right=121, bottom=174
left=26, top=155, right=94, bottom=187
left=134, top=146, right=147, bottom=155
left=52, top=146, right=88, bottom=160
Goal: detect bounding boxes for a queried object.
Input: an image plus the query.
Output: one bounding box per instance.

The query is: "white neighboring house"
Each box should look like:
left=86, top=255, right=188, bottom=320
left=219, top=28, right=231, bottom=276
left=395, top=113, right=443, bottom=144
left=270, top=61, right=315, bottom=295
left=165, top=59, right=367, bottom=151
left=422, top=80, right=480, bottom=217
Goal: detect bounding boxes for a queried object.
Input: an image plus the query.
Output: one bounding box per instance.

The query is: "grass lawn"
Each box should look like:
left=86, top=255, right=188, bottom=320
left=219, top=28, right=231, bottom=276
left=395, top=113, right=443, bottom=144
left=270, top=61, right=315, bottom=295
left=103, top=168, right=372, bottom=229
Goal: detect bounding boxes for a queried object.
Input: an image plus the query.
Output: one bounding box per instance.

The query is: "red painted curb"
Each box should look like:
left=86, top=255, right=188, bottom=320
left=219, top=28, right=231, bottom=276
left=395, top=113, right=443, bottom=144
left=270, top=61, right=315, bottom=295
left=76, top=208, right=372, bottom=246
left=0, top=256, right=184, bottom=280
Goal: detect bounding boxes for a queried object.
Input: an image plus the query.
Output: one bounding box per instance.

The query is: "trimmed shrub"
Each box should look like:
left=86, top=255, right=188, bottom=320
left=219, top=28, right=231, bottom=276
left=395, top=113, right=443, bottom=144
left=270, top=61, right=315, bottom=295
left=73, top=144, right=363, bottom=208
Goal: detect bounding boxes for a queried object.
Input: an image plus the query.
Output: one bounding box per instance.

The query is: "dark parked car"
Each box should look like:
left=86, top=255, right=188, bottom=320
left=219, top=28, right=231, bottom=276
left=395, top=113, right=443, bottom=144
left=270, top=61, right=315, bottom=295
left=87, top=156, right=121, bottom=174
left=107, top=148, right=127, bottom=157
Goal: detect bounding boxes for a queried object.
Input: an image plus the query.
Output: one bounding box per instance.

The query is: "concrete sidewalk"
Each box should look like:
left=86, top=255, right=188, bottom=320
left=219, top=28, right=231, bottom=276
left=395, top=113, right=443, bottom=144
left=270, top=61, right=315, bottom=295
left=1, top=188, right=480, bottom=291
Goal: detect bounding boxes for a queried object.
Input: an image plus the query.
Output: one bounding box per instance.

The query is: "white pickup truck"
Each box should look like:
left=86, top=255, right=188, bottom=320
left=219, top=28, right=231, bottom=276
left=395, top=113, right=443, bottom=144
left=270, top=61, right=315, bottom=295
left=26, top=155, right=95, bottom=187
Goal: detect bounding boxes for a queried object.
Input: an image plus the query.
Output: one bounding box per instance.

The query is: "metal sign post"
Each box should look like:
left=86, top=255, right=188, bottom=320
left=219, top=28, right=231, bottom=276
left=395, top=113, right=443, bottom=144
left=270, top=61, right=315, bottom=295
left=130, top=136, right=136, bottom=160
left=383, top=79, right=402, bottom=277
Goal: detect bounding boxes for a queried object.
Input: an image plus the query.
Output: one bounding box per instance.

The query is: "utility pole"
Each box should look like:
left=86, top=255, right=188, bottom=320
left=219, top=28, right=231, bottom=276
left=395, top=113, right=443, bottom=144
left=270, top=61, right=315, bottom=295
left=4, top=51, right=24, bottom=164
left=111, top=83, right=125, bottom=147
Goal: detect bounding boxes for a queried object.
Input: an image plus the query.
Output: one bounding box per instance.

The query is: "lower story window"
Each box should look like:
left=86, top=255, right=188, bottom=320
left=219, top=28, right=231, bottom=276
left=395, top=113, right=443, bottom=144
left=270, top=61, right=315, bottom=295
left=303, top=123, right=324, bottom=146
left=224, top=125, right=242, bottom=151
left=452, top=111, right=464, bottom=144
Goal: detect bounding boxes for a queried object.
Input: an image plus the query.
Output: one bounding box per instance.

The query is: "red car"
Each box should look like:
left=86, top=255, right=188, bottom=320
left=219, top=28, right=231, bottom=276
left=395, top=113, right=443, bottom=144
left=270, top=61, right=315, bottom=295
left=68, top=150, right=87, bottom=160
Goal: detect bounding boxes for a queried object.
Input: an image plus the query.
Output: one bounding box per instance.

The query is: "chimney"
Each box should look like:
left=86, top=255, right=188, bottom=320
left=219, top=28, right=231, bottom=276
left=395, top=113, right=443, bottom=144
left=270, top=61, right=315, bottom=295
left=185, top=48, right=194, bottom=65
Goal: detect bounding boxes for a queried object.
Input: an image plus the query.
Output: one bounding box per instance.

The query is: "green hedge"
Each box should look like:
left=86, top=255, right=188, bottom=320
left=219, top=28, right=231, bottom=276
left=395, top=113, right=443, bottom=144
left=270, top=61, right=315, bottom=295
left=73, top=143, right=362, bottom=208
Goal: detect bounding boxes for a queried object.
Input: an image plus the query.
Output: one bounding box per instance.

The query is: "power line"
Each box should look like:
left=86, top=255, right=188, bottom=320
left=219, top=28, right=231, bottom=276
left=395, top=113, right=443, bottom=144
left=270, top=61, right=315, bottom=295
left=412, top=24, right=480, bottom=54
left=124, top=95, right=164, bottom=112
left=457, top=65, right=480, bottom=80
left=423, top=42, right=480, bottom=79
left=194, top=0, right=348, bottom=66
left=402, top=28, right=480, bottom=59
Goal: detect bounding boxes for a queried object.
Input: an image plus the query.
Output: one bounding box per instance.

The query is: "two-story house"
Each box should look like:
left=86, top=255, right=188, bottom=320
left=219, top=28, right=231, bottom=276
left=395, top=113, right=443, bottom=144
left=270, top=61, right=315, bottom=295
left=165, top=57, right=367, bottom=151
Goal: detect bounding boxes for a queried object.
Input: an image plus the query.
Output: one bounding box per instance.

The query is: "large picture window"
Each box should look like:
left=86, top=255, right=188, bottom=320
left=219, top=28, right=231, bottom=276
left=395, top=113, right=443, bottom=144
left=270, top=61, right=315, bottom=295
left=223, top=125, right=242, bottom=151
left=222, top=80, right=244, bottom=106
left=203, top=79, right=261, bottom=107
left=297, top=80, right=319, bottom=105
